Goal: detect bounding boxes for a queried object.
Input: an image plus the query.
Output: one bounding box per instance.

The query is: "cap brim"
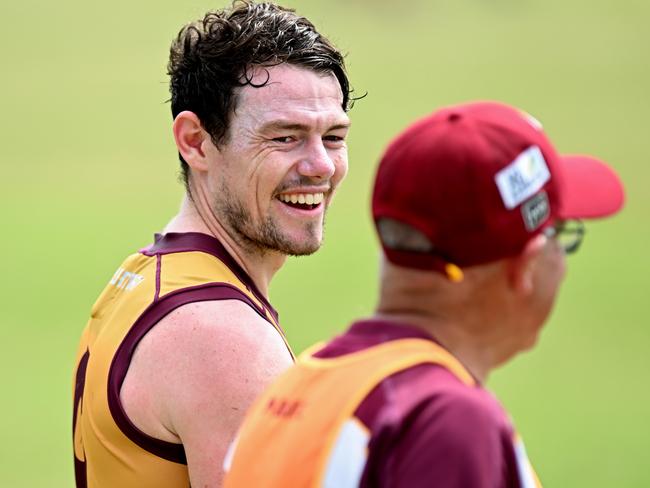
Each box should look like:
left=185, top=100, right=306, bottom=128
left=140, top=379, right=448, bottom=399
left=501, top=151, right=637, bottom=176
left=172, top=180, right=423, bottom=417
left=556, top=155, right=625, bottom=219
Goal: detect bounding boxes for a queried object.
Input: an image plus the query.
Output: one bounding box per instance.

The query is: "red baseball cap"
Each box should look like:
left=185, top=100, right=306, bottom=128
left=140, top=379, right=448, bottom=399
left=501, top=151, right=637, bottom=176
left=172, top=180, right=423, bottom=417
left=372, top=101, right=624, bottom=277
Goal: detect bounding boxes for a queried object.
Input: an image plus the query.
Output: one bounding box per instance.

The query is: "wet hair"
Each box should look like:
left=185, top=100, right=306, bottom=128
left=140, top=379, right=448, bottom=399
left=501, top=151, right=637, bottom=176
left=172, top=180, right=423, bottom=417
left=167, top=1, right=352, bottom=190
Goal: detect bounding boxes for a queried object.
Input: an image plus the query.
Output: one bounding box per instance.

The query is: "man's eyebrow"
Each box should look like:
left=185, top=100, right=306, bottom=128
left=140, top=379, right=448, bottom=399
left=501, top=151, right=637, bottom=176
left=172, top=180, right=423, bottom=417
left=327, top=123, right=351, bottom=131
left=259, top=121, right=351, bottom=132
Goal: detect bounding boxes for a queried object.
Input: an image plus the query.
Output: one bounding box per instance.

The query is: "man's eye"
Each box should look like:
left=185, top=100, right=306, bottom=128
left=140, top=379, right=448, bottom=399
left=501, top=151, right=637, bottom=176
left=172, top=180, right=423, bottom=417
left=323, top=135, right=344, bottom=142
left=272, top=136, right=294, bottom=143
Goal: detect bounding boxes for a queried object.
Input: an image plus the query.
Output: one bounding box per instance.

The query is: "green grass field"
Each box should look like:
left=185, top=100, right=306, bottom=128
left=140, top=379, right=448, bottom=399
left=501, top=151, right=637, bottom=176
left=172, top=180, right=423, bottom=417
left=2, top=0, right=649, bottom=485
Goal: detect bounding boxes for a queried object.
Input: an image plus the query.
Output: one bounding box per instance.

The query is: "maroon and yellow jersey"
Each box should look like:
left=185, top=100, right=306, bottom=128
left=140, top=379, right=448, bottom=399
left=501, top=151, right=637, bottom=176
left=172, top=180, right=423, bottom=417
left=72, top=232, right=292, bottom=488
left=224, top=320, right=541, bottom=488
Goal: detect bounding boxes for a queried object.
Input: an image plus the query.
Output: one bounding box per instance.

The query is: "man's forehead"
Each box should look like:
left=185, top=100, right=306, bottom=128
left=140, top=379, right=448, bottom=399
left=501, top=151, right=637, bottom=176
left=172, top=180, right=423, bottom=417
left=237, top=64, right=345, bottom=111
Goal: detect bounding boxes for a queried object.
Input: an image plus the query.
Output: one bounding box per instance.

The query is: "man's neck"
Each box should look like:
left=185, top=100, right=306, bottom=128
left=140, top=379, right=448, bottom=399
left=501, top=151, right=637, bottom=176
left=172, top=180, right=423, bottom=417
left=373, top=261, right=526, bottom=384
left=370, top=310, right=496, bottom=384
left=163, top=195, right=286, bottom=298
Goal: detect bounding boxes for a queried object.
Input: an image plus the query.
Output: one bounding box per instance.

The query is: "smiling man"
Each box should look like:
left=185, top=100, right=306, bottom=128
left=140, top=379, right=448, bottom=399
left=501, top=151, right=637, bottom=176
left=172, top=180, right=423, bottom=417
left=71, top=3, right=351, bottom=487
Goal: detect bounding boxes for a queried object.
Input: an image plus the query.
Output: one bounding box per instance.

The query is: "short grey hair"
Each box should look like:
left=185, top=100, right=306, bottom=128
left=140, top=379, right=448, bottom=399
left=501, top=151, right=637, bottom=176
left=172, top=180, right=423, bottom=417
left=376, top=218, right=434, bottom=253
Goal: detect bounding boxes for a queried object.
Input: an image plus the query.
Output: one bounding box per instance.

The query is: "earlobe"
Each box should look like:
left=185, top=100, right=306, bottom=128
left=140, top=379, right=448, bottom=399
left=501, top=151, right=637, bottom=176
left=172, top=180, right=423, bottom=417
left=173, top=111, right=209, bottom=171
left=509, top=234, right=548, bottom=296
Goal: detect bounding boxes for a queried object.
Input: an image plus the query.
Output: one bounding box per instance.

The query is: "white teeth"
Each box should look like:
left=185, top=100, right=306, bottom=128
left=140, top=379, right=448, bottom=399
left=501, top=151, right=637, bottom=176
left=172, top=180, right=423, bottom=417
left=278, top=192, right=325, bottom=206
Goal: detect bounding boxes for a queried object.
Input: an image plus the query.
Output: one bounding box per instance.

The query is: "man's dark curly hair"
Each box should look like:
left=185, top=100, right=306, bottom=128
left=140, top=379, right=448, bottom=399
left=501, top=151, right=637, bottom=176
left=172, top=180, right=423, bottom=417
left=168, top=1, right=352, bottom=190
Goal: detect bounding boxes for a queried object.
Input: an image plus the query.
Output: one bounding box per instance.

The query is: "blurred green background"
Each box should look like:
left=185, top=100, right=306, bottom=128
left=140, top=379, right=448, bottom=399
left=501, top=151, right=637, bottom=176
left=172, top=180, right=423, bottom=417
left=1, top=0, right=648, bottom=485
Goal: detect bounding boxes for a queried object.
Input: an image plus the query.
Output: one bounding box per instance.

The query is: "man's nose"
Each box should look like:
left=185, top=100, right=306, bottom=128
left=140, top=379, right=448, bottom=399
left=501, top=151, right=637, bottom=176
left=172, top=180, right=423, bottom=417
left=296, top=138, right=336, bottom=181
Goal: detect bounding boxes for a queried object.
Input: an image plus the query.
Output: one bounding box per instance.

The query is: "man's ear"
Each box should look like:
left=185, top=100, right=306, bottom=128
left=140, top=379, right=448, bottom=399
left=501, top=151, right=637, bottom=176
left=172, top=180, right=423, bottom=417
left=173, top=111, right=209, bottom=172
left=508, top=234, right=548, bottom=296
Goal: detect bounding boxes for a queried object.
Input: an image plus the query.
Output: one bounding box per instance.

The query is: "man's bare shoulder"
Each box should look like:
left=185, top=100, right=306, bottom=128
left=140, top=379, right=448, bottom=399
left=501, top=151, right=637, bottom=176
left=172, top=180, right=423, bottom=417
left=121, top=298, right=293, bottom=446
left=146, top=299, right=291, bottom=372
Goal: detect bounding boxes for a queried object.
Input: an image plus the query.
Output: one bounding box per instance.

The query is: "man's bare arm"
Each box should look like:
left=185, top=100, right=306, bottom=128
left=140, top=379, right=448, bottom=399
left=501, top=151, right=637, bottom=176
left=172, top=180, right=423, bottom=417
left=121, top=299, right=293, bottom=487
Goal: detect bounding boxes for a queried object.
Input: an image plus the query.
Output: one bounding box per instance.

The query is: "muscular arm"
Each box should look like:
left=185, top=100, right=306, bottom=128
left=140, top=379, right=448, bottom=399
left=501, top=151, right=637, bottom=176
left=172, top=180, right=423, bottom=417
left=121, top=299, right=293, bottom=487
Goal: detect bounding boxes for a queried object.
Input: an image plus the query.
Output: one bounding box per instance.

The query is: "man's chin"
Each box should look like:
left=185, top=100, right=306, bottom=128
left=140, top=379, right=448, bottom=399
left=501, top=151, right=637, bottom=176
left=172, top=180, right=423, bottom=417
left=242, top=219, right=324, bottom=256
left=269, top=223, right=324, bottom=256
left=278, top=238, right=322, bottom=257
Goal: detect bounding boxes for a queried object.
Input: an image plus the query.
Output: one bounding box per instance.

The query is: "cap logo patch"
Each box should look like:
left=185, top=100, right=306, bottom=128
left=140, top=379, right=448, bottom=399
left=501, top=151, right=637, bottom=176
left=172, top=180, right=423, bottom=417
left=521, top=191, right=550, bottom=231
left=495, top=146, right=551, bottom=209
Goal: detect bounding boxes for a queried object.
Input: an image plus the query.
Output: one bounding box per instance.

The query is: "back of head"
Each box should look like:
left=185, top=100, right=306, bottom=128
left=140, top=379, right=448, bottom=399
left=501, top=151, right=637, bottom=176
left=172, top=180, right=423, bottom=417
left=372, top=101, right=625, bottom=367
left=167, top=1, right=351, bottom=190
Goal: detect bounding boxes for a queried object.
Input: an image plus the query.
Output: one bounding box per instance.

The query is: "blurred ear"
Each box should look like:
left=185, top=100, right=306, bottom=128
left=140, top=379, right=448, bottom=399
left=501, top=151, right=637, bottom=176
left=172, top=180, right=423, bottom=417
left=172, top=111, right=209, bottom=172
left=507, top=234, right=548, bottom=296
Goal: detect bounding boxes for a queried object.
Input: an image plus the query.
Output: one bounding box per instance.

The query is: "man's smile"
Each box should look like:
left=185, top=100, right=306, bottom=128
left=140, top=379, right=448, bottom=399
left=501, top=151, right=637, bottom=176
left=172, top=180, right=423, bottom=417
left=277, top=192, right=325, bottom=210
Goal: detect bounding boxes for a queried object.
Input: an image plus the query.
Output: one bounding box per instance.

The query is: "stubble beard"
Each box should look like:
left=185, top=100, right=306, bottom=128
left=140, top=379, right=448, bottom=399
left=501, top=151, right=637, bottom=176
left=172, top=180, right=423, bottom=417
left=215, top=189, right=324, bottom=257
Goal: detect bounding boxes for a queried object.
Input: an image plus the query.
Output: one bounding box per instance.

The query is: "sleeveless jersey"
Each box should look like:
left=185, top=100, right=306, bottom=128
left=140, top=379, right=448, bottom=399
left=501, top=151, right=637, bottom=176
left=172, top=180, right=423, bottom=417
left=224, top=337, right=480, bottom=487
left=72, top=232, right=292, bottom=488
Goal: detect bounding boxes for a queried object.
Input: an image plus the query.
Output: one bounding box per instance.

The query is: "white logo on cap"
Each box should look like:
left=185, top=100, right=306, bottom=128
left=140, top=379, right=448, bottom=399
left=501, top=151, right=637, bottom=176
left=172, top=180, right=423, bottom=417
left=495, top=146, right=551, bottom=209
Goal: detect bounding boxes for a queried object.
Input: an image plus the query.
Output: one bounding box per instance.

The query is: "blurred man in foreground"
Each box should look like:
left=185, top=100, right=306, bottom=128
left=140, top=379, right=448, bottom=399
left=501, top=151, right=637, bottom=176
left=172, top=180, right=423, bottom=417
left=223, top=101, right=624, bottom=487
left=72, top=2, right=352, bottom=486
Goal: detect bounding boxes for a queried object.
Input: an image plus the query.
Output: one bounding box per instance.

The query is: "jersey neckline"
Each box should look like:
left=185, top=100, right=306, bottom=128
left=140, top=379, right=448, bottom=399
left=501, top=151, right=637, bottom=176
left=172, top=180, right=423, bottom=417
left=142, top=232, right=279, bottom=322
left=313, top=319, right=480, bottom=385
